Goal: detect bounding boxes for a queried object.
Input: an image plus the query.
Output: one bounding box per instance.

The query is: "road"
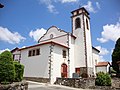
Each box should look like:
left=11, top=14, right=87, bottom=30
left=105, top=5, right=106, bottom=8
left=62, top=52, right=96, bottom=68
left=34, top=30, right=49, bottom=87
left=28, top=81, right=90, bottom=90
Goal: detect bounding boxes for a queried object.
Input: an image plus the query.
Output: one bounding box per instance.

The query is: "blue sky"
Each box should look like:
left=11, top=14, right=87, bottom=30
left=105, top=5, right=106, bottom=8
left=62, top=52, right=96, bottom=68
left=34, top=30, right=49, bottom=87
left=0, top=0, right=120, bottom=62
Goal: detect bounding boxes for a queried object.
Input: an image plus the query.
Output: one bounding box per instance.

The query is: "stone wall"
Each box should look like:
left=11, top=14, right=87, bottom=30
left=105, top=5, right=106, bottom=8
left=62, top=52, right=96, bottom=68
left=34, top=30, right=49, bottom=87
left=55, top=78, right=95, bottom=89
left=24, top=77, right=50, bottom=83
left=0, top=81, right=28, bottom=90
left=55, top=78, right=120, bottom=90
left=79, top=67, right=87, bottom=76
left=112, top=78, right=120, bottom=89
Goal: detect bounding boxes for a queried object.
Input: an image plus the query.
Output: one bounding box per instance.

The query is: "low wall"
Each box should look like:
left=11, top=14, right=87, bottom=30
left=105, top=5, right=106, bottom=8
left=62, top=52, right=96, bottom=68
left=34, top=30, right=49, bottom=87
left=112, top=77, right=120, bottom=89
left=0, top=80, right=28, bottom=90
left=24, top=77, right=50, bottom=83
left=55, top=78, right=119, bottom=90
left=55, top=78, right=95, bottom=89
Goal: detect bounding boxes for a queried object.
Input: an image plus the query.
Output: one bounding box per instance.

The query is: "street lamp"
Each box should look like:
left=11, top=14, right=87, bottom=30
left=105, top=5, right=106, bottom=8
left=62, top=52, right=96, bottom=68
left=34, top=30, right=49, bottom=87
left=0, top=3, right=4, bottom=8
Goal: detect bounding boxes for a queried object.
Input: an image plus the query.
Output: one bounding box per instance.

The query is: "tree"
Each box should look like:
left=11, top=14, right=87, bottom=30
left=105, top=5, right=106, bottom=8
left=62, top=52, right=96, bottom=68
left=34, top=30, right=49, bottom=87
left=112, top=38, right=120, bottom=73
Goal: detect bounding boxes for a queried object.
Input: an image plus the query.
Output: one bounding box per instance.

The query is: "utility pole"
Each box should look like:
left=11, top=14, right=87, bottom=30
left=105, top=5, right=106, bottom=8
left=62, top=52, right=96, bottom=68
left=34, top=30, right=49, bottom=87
left=0, top=3, right=4, bottom=8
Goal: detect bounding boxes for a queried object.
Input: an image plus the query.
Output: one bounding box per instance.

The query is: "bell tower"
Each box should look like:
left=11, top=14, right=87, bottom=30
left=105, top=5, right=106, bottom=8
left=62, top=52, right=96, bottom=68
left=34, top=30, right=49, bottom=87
left=71, top=7, right=93, bottom=76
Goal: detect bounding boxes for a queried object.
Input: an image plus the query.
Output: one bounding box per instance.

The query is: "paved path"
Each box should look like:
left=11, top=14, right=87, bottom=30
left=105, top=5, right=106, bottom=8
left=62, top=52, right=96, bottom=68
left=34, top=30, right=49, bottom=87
left=27, top=81, right=90, bottom=90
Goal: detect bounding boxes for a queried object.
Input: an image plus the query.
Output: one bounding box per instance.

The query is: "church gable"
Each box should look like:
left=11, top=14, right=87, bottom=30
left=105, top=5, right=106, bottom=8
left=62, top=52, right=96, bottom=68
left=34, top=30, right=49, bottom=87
left=38, top=26, right=68, bottom=43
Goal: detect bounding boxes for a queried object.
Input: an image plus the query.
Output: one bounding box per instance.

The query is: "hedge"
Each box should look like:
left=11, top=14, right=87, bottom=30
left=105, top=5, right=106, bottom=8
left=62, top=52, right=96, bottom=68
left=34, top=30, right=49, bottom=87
left=0, top=51, right=13, bottom=61
left=0, top=51, right=24, bottom=84
left=14, top=61, right=24, bottom=82
left=0, top=61, right=15, bottom=83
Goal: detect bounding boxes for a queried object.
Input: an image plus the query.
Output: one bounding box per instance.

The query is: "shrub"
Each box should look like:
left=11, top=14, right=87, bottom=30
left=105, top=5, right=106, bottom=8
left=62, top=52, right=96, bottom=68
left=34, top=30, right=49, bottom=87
left=0, top=51, right=13, bottom=61
left=14, top=61, right=24, bottom=82
left=0, top=51, right=15, bottom=84
left=0, top=60, right=15, bottom=83
left=95, top=72, right=111, bottom=86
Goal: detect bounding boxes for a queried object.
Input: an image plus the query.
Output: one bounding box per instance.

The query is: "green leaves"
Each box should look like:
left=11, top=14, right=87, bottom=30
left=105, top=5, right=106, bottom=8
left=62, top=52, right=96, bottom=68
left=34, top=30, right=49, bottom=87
left=14, top=61, right=24, bottom=82
left=0, top=51, right=24, bottom=84
left=112, top=38, right=120, bottom=73
left=0, top=50, right=13, bottom=61
left=95, top=72, right=111, bottom=86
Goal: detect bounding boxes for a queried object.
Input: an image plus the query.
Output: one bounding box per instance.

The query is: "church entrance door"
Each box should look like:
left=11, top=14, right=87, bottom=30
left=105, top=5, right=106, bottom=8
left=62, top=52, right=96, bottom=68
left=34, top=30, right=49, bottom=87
left=61, top=63, right=67, bottom=78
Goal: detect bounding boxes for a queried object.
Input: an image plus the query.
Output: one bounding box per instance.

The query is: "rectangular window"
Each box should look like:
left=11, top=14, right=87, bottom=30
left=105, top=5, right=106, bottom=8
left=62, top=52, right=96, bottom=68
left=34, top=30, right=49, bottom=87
left=36, top=49, right=40, bottom=55
left=63, top=50, right=66, bottom=58
left=28, top=50, right=32, bottom=57
left=32, top=50, right=35, bottom=56
left=28, top=48, right=40, bottom=57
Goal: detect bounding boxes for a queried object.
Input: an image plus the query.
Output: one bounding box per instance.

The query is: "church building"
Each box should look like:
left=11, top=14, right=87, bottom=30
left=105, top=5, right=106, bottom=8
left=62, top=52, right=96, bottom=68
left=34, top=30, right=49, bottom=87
left=12, top=7, right=100, bottom=84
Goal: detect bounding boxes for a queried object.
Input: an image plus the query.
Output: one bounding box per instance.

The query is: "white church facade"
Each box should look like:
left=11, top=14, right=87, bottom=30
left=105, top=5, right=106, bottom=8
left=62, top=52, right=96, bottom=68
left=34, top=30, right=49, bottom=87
left=12, top=7, right=100, bottom=84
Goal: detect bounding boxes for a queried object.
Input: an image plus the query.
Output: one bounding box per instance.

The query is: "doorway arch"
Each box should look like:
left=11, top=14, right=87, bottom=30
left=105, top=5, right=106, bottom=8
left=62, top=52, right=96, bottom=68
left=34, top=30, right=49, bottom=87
left=61, top=63, right=67, bottom=78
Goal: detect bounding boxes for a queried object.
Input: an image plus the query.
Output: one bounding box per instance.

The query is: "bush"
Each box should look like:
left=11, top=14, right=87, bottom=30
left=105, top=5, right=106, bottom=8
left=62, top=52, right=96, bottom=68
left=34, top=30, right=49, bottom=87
left=0, top=61, right=15, bottom=84
left=14, top=61, right=24, bottom=82
left=0, top=51, right=13, bottom=61
left=95, top=72, right=111, bottom=86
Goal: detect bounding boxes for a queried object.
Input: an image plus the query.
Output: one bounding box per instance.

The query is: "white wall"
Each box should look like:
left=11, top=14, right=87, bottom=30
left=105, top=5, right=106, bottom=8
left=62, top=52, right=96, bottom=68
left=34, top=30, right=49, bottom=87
left=51, top=44, right=68, bottom=83
left=72, top=15, right=86, bottom=67
left=20, top=44, right=50, bottom=78
left=96, top=64, right=110, bottom=73
left=69, top=35, right=75, bottom=78
left=39, top=26, right=68, bottom=46
left=92, top=49, right=100, bottom=75
left=96, top=66, right=107, bottom=73
left=12, top=50, right=21, bottom=61
left=84, top=15, right=92, bottom=68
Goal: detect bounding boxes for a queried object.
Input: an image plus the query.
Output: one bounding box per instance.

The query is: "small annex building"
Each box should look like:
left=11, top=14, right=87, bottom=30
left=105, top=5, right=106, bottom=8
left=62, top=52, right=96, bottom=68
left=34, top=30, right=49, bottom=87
left=96, top=62, right=110, bottom=73
left=12, top=7, right=100, bottom=84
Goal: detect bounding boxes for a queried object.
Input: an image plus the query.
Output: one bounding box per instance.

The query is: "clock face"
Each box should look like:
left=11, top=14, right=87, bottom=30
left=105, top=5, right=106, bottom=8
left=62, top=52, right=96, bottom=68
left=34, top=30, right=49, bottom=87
left=50, top=34, right=53, bottom=39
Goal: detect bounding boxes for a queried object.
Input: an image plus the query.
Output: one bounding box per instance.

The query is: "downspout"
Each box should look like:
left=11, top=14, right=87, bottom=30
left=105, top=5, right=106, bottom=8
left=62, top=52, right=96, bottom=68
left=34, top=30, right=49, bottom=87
left=49, top=42, right=54, bottom=84
left=82, top=13, right=88, bottom=75
left=67, top=33, right=70, bottom=78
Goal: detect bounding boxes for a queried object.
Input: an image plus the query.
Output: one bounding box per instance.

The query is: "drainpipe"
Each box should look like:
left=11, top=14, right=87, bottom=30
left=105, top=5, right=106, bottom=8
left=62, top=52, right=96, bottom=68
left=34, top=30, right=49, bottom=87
left=49, top=42, right=54, bottom=84
left=67, top=33, right=70, bottom=78
left=82, top=13, right=88, bottom=75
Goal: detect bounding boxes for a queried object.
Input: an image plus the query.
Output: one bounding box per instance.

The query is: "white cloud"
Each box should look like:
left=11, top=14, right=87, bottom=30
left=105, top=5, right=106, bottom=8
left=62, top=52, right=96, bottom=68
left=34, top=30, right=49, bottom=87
left=99, top=56, right=106, bottom=62
left=95, top=46, right=109, bottom=55
left=96, top=2, right=100, bottom=9
left=82, top=1, right=96, bottom=13
left=38, top=0, right=78, bottom=14
left=29, top=28, right=46, bottom=42
left=95, top=46, right=109, bottom=61
left=47, top=4, right=58, bottom=14
left=39, top=0, right=58, bottom=14
left=97, top=22, right=120, bottom=43
left=0, top=48, right=10, bottom=54
left=61, top=0, right=78, bottom=3
left=0, top=26, right=26, bottom=44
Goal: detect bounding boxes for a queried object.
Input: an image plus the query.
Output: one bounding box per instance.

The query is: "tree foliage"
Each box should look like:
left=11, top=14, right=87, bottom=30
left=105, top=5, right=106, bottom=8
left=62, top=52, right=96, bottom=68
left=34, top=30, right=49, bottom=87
left=112, top=38, right=120, bottom=73
left=0, top=51, right=24, bottom=84
left=0, top=51, right=15, bottom=84
left=14, top=61, right=24, bottom=82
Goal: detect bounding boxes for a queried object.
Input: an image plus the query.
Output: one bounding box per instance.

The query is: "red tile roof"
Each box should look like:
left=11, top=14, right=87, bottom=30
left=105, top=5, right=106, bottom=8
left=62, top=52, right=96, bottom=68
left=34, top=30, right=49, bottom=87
left=96, top=62, right=110, bottom=67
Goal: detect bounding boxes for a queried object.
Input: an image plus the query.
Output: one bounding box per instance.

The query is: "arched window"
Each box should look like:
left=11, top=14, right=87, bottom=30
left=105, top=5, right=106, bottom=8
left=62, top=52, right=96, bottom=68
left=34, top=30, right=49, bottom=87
left=86, top=19, right=89, bottom=30
left=75, top=18, right=81, bottom=29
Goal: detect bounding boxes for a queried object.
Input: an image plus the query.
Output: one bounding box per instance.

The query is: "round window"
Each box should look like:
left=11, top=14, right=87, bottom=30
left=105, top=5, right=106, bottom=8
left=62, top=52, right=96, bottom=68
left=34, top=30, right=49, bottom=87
left=50, top=34, right=53, bottom=39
